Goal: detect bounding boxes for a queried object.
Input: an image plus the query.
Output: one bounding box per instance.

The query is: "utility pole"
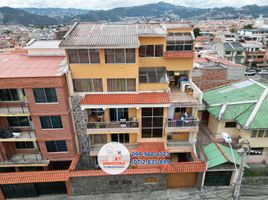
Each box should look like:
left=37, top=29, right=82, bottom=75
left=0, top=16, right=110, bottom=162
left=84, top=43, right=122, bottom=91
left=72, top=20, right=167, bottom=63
left=233, top=146, right=247, bottom=200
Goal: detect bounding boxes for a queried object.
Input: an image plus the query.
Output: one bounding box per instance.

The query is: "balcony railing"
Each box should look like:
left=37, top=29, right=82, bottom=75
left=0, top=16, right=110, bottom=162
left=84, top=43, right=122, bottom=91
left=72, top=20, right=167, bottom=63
left=166, top=119, right=199, bottom=128
left=0, top=154, right=49, bottom=166
left=0, top=102, right=29, bottom=115
left=0, top=130, right=36, bottom=141
left=90, top=143, right=137, bottom=154
left=87, top=121, right=139, bottom=129
left=167, top=140, right=192, bottom=147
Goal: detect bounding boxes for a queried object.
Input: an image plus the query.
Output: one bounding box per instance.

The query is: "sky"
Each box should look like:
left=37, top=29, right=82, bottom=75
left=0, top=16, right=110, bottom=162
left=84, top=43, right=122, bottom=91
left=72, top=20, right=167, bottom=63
left=0, top=0, right=267, bottom=10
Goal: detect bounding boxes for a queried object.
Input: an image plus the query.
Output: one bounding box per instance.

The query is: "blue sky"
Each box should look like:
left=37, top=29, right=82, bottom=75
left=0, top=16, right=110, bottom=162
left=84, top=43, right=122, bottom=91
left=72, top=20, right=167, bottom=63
left=0, top=0, right=267, bottom=9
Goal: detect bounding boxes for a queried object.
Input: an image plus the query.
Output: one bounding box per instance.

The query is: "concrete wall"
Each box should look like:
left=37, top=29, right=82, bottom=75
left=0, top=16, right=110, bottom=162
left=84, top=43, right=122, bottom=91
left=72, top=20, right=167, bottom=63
left=70, top=174, right=167, bottom=196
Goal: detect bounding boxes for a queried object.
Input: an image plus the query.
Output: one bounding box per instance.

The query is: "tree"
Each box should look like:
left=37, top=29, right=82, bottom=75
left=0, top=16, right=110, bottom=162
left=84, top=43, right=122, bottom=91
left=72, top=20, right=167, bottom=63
left=243, top=24, right=254, bottom=29
left=193, top=27, right=201, bottom=38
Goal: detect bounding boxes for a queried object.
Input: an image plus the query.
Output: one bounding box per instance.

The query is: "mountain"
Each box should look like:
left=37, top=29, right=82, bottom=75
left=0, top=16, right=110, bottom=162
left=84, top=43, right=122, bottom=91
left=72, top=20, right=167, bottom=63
left=0, top=7, right=57, bottom=25
left=22, top=8, right=89, bottom=20
left=72, top=2, right=268, bottom=22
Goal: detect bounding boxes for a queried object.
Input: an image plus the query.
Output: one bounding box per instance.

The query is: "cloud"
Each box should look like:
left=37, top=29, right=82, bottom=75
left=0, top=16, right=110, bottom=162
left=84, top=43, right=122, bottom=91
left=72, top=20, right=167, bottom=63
left=0, top=0, right=267, bottom=10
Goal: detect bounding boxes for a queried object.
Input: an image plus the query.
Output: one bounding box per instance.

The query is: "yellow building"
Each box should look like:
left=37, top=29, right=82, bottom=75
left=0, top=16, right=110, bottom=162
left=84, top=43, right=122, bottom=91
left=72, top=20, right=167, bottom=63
left=60, top=22, right=205, bottom=188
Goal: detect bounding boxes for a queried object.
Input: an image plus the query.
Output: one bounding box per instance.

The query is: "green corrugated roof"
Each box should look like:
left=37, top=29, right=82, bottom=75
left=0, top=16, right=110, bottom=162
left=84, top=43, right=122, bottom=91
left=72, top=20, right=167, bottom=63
left=203, top=80, right=268, bottom=129
left=203, top=143, right=243, bottom=169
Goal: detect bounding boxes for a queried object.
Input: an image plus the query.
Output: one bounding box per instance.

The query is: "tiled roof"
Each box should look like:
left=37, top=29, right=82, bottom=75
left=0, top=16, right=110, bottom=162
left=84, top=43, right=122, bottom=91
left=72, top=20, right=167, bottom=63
left=80, top=92, right=169, bottom=105
left=0, top=54, right=66, bottom=78
left=0, top=170, right=69, bottom=184
left=163, top=51, right=194, bottom=58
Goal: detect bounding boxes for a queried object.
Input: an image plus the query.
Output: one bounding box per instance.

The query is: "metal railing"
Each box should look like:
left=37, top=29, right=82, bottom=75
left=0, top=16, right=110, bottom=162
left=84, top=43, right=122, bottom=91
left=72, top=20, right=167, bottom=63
left=166, top=140, right=192, bottom=147
left=87, top=121, right=139, bottom=129
left=90, top=143, right=137, bottom=152
left=0, top=102, right=29, bottom=114
left=166, top=119, right=199, bottom=128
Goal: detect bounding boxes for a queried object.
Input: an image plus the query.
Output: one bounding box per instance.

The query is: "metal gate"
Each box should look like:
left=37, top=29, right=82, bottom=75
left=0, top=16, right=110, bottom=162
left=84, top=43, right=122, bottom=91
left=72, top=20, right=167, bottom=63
left=204, top=171, right=232, bottom=186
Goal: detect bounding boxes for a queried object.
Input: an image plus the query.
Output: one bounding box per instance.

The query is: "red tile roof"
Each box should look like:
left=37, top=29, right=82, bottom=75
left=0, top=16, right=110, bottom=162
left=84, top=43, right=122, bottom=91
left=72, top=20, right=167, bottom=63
left=0, top=54, right=65, bottom=78
left=0, top=170, right=69, bottom=184
left=164, top=51, right=194, bottom=59
left=80, top=92, right=169, bottom=105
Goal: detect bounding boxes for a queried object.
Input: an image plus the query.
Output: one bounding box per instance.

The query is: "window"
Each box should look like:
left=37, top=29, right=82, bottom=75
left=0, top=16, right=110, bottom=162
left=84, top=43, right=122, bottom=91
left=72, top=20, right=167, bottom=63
left=46, top=141, right=67, bottom=152
left=33, top=88, right=57, bottom=103
left=90, top=109, right=104, bottom=116
left=225, top=122, right=237, bottom=128
left=251, top=130, right=268, bottom=138
left=67, top=49, right=100, bottom=64
left=111, top=133, right=129, bottom=143
left=144, top=177, right=159, bottom=184
left=251, top=130, right=257, bottom=138
left=107, top=79, right=136, bottom=92
left=8, top=117, right=30, bottom=127
left=105, top=49, right=135, bottom=63
left=40, top=116, right=63, bottom=129
left=109, top=108, right=128, bottom=121
left=139, top=67, right=167, bottom=83
left=91, top=134, right=107, bottom=144
left=139, top=45, right=163, bottom=57
left=73, top=79, right=103, bottom=92
left=15, top=142, right=34, bottom=149
left=166, top=32, right=193, bottom=51
left=225, top=51, right=231, bottom=55
left=142, top=108, right=163, bottom=138
left=257, top=130, right=264, bottom=137
left=0, top=89, right=19, bottom=101
left=248, top=148, right=263, bottom=156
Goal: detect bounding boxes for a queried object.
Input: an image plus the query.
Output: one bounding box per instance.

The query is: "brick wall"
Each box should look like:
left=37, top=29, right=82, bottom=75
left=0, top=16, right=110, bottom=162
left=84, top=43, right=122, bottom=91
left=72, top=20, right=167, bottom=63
left=0, top=75, right=77, bottom=163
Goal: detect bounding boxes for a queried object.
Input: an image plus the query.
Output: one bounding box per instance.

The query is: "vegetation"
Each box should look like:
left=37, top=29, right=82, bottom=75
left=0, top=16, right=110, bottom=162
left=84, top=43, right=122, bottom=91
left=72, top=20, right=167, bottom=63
left=243, top=24, right=254, bottom=29
left=193, top=28, right=201, bottom=38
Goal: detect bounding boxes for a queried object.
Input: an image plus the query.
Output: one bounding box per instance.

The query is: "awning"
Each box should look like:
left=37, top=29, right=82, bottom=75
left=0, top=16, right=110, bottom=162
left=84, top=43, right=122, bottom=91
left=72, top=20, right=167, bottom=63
left=203, top=143, right=249, bottom=169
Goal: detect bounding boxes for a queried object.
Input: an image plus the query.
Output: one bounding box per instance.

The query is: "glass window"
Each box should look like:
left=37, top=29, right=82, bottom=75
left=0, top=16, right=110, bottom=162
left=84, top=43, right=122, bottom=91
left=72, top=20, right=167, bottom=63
left=33, top=88, right=57, bottom=103
left=91, top=134, right=107, bottom=144
left=248, top=148, right=263, bottom=156
left=105, top=49, right=135, bottom=63
left=73, top=79, right=103, bottom=92
left=107, top=79, right=136, bottom=92
left=145, top=45, right=154, bottom=57
left=105, top=49, right=115, bottom=63
left=46, top=141, right=67, bottom=152
left=90, top=49, right=100, bottom=63
left=251, top=130, right=257, bottom=138
left=15, top=142, right=34, bottom=149
left=0, top=89, right=19, bottom=101
left=78, top=49, right=89, bottom=63
left=115, top=49, right=125, bottom=63
left=111, top=133, right=129, bottom=143
left=155, top=45, right=163, bottom=57
left=166, top=32, right=193, bottom=51
left=68, top=49, right=79, bottom=63
left=126, top=49, right=135, bottom=63
left=139, top=46, right=146, bottom=57
left=8, top=117, right=30, bottom=127
left=109, top=108, right=128, bottom=121
left=139, top=67, right=167, bottom=83
left=40, top=116, right=63, bottom=129
left=257, top=130, right=264, bottom=137
left=225, top=122, right=237, bottom=128
left=142, top=108, right=163, bottom=138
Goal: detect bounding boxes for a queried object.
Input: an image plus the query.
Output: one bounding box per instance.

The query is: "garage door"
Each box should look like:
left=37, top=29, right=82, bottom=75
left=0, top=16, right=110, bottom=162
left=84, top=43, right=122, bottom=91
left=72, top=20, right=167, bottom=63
left=204, top=171, right=232, bottom=186
left=167, top=173, right=197, bottom=188
left=1, top=183, right=38, bottom=199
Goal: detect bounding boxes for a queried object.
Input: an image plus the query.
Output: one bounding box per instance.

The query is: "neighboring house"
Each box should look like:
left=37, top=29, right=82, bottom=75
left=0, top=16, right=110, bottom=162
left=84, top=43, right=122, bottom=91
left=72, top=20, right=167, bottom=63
left=219, top=32, right=237, bottom=42
left=213, top=42, right=245, bottom=64
left=0, top=47, right=78, bottom=198
left=58, top=22, right=205, bottom=194
left=241, top=41, right=266, bottom=68
left=193, top=56, right=246, bottom=90
left=203, top=79, right=268, bottom=164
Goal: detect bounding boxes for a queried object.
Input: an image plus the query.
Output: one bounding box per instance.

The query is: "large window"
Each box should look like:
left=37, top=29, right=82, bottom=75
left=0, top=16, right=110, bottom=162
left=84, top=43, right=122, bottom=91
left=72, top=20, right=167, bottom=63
left=73, top=79, right=103, bottom=92
left=91, top=134, right=107, bottom=144
left=33, top=88, right=58, bottom=103
left=111, top=133, right=129, bottom=143
left=46, top=141, right=67, bottom=152
left=105, top=49, right=135, bottom=63
left=15, top=142, right=34, bottom=149
left=67, top=49, right=100, bottom=64
left=8, top=117, right=30, bottom=127
left=251, top=130, right=268, bottom=138
left=166, top=32, right=193, bottom=51
left=0, top=89, right=19, bottom=101
left=139, top=45, right=163, bottom=57
left=107, top=79, right=136, bottom=92
left=110, top=108, right=128, bottom=121
left=142, top=108, right=163, bottom=138
left=40, top=116, right=63, bottom=129
left=139, top=67, right=168, bottom=83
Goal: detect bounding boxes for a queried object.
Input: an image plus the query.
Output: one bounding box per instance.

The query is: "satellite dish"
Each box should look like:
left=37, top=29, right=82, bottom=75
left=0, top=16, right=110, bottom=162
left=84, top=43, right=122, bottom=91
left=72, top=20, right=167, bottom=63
left=221, top=132, right=232, bottom=143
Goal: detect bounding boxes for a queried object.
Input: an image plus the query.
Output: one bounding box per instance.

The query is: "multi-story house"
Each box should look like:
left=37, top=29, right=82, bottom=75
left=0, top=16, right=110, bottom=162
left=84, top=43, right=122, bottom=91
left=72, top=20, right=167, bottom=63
left=203, top=79, right=268, bottom=164
left=59, top=22, right=206, bottom=194
left=213, top=41, right=245, bottom=64
left=0, top=42, right=77, bottom=199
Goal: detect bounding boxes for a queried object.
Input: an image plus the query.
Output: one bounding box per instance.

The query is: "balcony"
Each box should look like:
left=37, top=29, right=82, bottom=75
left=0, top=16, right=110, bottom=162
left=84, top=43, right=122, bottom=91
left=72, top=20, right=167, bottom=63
left=0, top=130, right=36, bottom=142
left=89, top=143, right=137, bottom=156
left=87, top=120, right=139, bottom=134
left=166, top=119, right=199, bottom=132
left=0, top=154, right=49, bottom=167
left=166, top=140, right=193, bottom=153
left=0, top=102, right=29, bottom=116
left=163, top=51, right=194, bottom=59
